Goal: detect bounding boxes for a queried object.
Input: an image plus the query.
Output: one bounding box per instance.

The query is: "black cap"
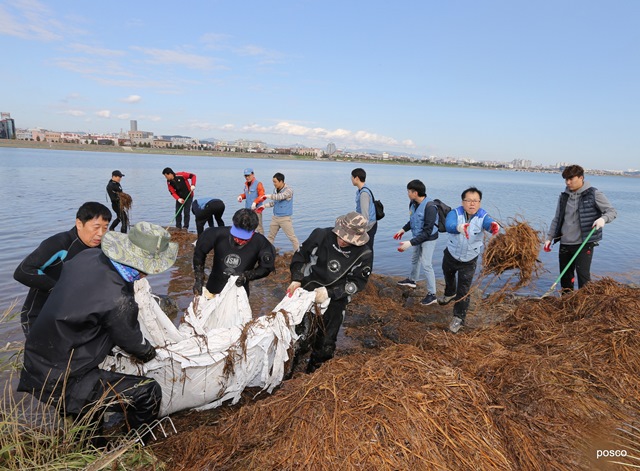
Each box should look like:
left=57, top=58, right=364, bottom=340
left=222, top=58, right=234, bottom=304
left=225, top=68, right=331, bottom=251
left=112, top=170, right=125, bottom=177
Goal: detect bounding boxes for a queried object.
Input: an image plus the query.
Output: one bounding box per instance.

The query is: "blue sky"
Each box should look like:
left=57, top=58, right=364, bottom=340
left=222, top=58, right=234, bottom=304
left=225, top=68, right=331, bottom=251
left=1, top=1, right=638, bottom=170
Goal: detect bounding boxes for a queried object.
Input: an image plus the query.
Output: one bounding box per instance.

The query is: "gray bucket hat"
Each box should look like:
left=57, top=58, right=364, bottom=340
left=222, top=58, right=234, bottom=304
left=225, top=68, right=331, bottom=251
left=101, top=222, right=178, bottom=274
left=332, top=211, right=369, bottom=246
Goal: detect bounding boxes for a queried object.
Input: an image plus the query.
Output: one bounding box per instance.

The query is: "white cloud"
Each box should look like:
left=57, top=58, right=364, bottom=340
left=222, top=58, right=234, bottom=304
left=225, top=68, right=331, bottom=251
left=95, top=110, right=111, bottom=118
left=131, top=46, right=218, bottom=71
left=116, top=113, right=130, bottom=119
left=121, top=95, right=142, bottom=104
left=68, top=43, right=126, bottom=57
left=137, top=115, right=162, bottom=122
left=60, top=109, right=85, bottom=117
left=0, top=1, right=64, bottom=41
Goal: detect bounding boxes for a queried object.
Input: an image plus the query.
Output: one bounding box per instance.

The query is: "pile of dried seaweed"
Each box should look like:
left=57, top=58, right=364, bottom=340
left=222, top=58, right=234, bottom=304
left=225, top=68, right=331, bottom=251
left=118, top=192, right=133, bottom=211
left=155, top=279, right=640, bottom=470
left=482, top=219, right=542, bottom=287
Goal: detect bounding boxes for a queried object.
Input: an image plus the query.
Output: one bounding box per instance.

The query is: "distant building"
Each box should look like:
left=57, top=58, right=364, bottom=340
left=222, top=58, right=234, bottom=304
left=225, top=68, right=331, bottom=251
left=326, top=142, right=337, bottom=156
left=130, top=120, right=138, bottom=132
left=0, top=112, right=16, bottom=139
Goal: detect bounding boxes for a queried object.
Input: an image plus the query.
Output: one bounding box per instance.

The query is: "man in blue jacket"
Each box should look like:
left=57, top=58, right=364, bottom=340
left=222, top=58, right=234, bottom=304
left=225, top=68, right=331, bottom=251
left=394, top=179, right=439, bottom=305
left=440, top=187, right=499, bottom=333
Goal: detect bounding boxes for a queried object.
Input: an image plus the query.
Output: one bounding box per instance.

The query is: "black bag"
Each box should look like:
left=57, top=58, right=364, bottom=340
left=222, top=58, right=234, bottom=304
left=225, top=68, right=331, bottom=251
left=427, top=198, right=452, bottom=232
left=364, top=187, right=385, bottom=221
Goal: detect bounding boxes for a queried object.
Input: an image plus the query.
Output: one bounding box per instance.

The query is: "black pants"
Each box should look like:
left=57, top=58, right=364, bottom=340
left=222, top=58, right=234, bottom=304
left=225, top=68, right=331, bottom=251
left=195, top=200, right=226, bottom=236
left=308, top=297, right=349, bottom=368
left=175, top=198, right=192, bottom=229
left=441, top=248, right=477, bottom=320
left=366, top=222, right=377, bottom=267
left=71, top=369, right=161, bottom=431
left=559, top=242, right=595, bottom=291
left=109, top=202, right=128, bottom=233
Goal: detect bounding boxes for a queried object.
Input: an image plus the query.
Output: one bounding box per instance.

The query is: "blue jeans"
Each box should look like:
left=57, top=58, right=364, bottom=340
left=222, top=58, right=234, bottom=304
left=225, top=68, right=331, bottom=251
left=409, top=239, right=437, bottom=294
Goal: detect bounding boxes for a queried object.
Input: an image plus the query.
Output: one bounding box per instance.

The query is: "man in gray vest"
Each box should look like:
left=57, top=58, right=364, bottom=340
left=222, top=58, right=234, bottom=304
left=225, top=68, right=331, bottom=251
left=544, top=164, right=617, bottom=292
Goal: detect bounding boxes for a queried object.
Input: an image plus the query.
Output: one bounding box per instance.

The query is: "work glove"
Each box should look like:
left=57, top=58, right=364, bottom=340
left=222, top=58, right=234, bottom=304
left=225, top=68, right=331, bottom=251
left=457, top=223, right=470, bottom=239
left=393, top=229, right=405, bottom=240
left=287, top=281, right=301, bottom=297
left=137, top=344, right=157, bottom=363
left=190, top=185, right=195, bottom=191
left=257, top=195, right=268, bottom=203
left=237, top=195, right=243, bottom=203
left=490, top=222, right=500, bottom=235
left=397, top=241, right=412, bottom=252
left=250, top=202, right=257, bottom=210
left=543, top=240, right=552, bottom=252
left=193, top=268, right=205, bottom=295
left=178, top=198, right=185, bottom=204
left=592, top=217, right=605, bottom=229
left=235, top=273, right=249, bottom=287
left=314, top=287, right=329, bottom=304
left=255, top=206, right=265, bottom=214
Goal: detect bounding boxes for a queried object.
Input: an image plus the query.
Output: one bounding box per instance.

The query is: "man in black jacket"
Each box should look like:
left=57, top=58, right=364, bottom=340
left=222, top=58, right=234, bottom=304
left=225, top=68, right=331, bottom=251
left=287, top=212, right=373, bottom=373
left=193, top=208, right=275, bottom=297
left=18, top=222, right=178, bottom=437
left=14, top=202, right=112, bottom=335
left=191, top=197, right=226, bottom=236
left=106, top=170, right=129, bottom=233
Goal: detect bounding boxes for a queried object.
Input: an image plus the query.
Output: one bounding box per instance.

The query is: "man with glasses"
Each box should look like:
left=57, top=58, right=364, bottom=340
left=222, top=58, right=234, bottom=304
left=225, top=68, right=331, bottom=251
left=193, top=208, right=275, bottom=297
left=440, top=187, right=500, bottom=333
left=237, top=168, right=266, bottom=234
left=544, top=164, right=616, bottom=292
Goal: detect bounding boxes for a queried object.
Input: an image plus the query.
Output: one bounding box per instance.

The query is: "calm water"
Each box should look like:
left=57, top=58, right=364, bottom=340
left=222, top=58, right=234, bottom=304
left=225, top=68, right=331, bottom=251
left=1, top=147, right=638, bottom=343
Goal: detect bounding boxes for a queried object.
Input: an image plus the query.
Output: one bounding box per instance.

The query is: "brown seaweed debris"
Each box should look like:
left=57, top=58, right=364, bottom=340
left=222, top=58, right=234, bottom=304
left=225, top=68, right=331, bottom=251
left=482, top=219, right=542, bottom=287
left=118, top=191, right=133, bottom=211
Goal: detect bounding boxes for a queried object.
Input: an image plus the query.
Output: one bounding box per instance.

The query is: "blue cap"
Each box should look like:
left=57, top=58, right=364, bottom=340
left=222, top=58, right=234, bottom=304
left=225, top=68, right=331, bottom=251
left=243, top=168, right=254, bottom=175
left=230, top=224, right=254, bottom=240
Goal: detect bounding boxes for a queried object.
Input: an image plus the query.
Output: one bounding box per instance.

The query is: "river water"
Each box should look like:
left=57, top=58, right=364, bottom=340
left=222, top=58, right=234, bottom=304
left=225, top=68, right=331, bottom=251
left=0, top=147, right=638, bottom=345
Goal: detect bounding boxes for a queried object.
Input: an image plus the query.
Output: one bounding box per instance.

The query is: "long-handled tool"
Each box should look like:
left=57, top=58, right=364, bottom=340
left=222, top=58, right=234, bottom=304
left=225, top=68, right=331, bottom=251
left=166, top=189, right=194, bottom=231
left=541, top=226, right=596, bottom=297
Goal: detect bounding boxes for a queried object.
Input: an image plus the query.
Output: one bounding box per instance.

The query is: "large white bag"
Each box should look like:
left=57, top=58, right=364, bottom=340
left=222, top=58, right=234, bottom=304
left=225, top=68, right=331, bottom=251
left=100, top=276, right=321, bottom=416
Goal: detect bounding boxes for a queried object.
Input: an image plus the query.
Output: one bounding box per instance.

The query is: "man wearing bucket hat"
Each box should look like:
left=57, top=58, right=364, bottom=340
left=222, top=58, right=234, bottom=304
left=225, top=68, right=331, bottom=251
left=19, top=222, right=178, bottom=439
left=287, top=211, right=373, bottom=373
left=237, top=168, right=266, bottom=234
left=193, top=208, right=275, bottom=297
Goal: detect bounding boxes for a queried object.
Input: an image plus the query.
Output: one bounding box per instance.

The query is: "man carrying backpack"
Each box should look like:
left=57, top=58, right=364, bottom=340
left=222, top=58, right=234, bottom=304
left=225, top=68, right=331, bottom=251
left=394, top=179, right=439, bottom=306
left=351, top=168, right=378, bottom=256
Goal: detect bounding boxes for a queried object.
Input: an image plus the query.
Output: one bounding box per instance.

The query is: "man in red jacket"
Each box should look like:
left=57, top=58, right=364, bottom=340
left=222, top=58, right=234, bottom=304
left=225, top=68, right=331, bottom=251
left=162, top=167, right=197, bottom=231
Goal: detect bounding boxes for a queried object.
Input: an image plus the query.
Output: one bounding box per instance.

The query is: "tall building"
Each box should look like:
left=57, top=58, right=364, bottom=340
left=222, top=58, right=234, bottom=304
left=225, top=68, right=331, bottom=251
left=130, top=120, right=138, bottom=132
left=0, top=112, right=16, bottom=139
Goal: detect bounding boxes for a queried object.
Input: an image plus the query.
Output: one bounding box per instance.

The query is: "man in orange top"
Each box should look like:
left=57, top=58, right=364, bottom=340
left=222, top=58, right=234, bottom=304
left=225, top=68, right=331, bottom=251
left=237, top=167, right=266, bottom=234
left=162, top=167, right=197, bottom=231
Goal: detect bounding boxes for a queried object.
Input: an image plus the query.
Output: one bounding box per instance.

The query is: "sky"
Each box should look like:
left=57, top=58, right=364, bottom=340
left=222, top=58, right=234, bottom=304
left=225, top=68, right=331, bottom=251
left=1, top=1, right=639, bottom=170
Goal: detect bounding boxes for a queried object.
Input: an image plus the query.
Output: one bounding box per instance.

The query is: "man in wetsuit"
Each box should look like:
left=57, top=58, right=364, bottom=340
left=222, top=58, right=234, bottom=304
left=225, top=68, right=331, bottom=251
left=191, top=197, right=226, bottom=236
left=106, top=170, right=128, bottom=233
left=162, top=167, right=196, bottom=231
left=13, top=202, right=112, bottom=335
left=193, top=208, right=275, bottom=297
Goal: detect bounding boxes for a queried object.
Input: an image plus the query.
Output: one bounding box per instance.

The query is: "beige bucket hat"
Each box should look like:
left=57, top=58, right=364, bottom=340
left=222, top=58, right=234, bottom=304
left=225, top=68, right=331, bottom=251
left=332, top=211, right=370, bottom=247
left=101, top=222, right=178, bottom=274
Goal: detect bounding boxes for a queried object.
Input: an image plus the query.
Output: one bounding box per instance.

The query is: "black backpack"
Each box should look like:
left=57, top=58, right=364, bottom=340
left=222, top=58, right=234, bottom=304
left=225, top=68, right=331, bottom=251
left=427, top=199, right=452, bottom=232
left=363, top=187, right=385, bottom=221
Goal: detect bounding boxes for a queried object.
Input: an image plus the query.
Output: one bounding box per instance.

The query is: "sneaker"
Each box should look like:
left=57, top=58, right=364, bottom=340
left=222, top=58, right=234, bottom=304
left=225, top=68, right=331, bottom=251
left=438, top=294, right=456, bottom=305
left=397, top=278, right=417, bottom=288
left=448, top=316, right=463, bottom=333
left=420, top=293, right=437, bottom=306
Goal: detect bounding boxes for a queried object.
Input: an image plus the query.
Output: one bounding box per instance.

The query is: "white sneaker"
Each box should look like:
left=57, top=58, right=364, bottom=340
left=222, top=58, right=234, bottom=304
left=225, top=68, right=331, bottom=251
left=448, top=316, right=463, bottom=333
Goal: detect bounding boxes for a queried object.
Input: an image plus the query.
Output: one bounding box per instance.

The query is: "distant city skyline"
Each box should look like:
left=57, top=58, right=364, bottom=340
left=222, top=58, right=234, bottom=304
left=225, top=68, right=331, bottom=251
left=1, top=1, right=639, bottom=171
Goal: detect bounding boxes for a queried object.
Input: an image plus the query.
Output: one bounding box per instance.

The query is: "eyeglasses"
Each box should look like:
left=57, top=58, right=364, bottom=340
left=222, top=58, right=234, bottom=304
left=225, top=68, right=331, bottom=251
left=463, top=199, right=480, bottom=203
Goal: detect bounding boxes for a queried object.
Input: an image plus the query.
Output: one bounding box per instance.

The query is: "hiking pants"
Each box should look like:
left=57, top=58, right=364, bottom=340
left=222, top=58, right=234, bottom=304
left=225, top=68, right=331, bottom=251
left=442, top=248, right=477, bottom=320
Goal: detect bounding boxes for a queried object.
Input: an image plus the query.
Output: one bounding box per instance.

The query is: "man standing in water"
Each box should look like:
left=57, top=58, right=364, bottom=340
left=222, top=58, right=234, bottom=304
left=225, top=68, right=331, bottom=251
left=106, top=170, right=128, bottom=233
left=544, top=164, right=616, bottom=292
left=14, top=202, right=112, bottom=335
left=162, top=167, right=197, bottom=231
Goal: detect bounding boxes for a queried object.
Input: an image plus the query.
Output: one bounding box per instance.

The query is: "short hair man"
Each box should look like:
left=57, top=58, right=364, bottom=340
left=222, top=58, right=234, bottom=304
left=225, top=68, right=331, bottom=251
left=441, top=187, right=500, bottom=333
left=162, top=167, right=197, bottom=231
left=544, top=165, right=616, bottom=292
left=191, top=197, right=226, bottom=236
left=394, top=179, right=440, bottom=306
left=106, top=170, right=129, bottom=233
left=260, top=172, right=300, bottom=251
left=14, top=202, right=112, bottom=335
left=351, top=168, right=377, bottom=257
left=237, top=168, right=266, bottom=234
left=18, top=222, right=178, bottom=438
left=193, top=208, right=275, bottom=297
left=287, top=212, right=373, bottom=373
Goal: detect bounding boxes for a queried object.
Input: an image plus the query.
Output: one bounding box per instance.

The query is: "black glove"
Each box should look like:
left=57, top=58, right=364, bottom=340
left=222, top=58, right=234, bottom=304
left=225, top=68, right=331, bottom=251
left=137, top=344, right=156, bottom=363
left=193, top=266, right=205, bottom=295
left=235, top=273, right=247, bottom=287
